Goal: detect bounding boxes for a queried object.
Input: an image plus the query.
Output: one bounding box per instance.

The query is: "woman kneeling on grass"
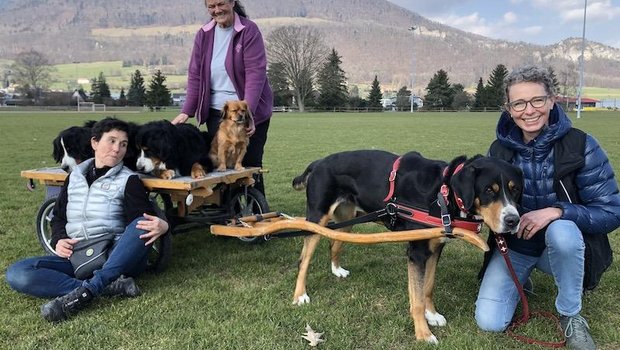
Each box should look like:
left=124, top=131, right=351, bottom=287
left=476, top=65, right=620, bottom=350
left=6, top=117, right=169, bottom=322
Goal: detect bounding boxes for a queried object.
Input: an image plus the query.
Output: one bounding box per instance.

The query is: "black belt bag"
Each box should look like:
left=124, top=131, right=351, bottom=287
left=70, top=234, right=116, bottom=279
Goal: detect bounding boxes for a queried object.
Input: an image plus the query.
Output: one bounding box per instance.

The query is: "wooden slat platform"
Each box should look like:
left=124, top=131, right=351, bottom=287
left=21, top=167, right=261, bottom=192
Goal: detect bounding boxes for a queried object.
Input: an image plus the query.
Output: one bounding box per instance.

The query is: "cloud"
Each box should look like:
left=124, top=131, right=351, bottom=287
left=430, top=11, right=528, bottom=41
left=503, top=12, right=517, bottom=24
left=532, top=0, right=620, bottom=23
left=393, top=0, right=475, bottom=15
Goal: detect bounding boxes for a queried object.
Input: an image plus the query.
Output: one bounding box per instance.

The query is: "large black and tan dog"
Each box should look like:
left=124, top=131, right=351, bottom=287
left=52, top=120, right=97, bottom=172
left=291, top=150, right=523, bottom=343
left=135, top=120, right=212, bottom=179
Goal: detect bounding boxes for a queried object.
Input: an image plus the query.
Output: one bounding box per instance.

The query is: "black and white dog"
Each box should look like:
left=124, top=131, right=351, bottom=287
left=52, top=121, right=97, bottom=172
left=52, top=120, right=139, bottom=172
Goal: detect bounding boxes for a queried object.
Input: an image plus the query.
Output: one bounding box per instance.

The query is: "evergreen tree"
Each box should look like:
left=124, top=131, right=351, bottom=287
left=486, top=64, right=508, bottom=108
left=473, top=77, right=485, bottom=108
left=317, top=48, right=348, bottom=109
left=451, top=84, right=473, bottom=110
left=127, top=70, right=146, bottom=106
left=367, top=75, right=383, bottom=110
left=145, top=70, right=171, bottom=108
left=395, top=86, right=412, bottom=110
left=267, top=62, right=293, bottom=106
left=547, top=66, right=560, bottom=94
left=90, top=75, right=101, bottom=103
left=90, top=72, right=111, bottom=104
left=424, top=69, right=453, bottom=109
left=97, top=72, right=111, bottom=102
left=119, top=87, right=127, bottom=106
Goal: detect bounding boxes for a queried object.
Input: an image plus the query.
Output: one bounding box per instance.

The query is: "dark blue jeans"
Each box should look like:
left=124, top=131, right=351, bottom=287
left=6, top=217, right=150, bottom=298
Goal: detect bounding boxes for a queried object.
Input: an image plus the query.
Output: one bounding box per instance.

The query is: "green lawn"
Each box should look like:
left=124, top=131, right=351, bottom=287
left=0, top=110, right=619, bottom=349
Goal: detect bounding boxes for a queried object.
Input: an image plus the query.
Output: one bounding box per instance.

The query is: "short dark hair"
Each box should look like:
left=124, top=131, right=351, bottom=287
left=91, top=117, right=129, bottom=141
left=504, top=65, right=556, bottom=102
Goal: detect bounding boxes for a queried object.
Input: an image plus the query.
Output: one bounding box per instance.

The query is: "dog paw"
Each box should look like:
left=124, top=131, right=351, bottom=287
left=293, top=293, right=310, bottom=305
left=216, top=166, right=227, bottom=172
left=160, top=169, right=175, bottom=180
left=331, top=262, right=350, bottom=278
left=425, top=310, right=447, bottom=326
left=234, top=165, right=245, bottom=171
left=425, top=334, right=439, bottom=344
left=191, top=164, right=206, bottom=178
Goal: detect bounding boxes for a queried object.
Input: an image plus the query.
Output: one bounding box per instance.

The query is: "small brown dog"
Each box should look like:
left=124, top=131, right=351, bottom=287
left=209, top=100, right=252, bottom=172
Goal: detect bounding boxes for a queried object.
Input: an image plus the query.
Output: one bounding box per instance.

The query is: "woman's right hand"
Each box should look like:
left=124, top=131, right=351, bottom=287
left=55, top=238, right=79, bottom=258
left=171, top=113, right=189, bottom=125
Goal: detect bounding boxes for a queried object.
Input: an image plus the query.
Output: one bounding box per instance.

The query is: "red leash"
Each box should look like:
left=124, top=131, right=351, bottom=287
left=494, top=234, right=566, bottom=348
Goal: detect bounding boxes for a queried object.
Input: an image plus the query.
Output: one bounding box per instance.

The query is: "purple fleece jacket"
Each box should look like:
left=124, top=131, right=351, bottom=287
left=182, top=14, right=273, bottom=125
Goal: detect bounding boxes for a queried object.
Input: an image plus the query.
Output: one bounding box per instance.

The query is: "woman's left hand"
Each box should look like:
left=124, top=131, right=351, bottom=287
left=517, top=207, right=563, bottom=240
left=137, top=213, right=170, bottom=246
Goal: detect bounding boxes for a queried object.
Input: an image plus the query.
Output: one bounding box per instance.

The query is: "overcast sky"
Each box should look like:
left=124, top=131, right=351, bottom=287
left=387, top=0, right=620, bottom=48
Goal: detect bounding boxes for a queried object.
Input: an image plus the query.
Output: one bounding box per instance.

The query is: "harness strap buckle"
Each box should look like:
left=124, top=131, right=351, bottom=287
left=385, top=202, right=397, bottom=216
left=441, top=213, right=452, bottom=227
left=388, top=169, right=397, bottom=182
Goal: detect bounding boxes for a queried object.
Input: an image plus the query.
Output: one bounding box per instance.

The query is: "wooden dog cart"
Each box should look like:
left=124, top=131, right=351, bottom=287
left=21, top=167, right=269, bottom=272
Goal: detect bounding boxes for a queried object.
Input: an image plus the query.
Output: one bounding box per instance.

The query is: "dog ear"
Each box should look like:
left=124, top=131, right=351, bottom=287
left=79, top=130, right=94, bottom=160
left=52, top=136, right=62, bottom=162
left=450, top=164, right=477, bottom=211
left=220, top=102, right=229, bottom=122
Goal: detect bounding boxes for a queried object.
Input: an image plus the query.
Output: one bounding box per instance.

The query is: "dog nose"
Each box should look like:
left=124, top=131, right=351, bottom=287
left=504, top=214, right=520, bottom=229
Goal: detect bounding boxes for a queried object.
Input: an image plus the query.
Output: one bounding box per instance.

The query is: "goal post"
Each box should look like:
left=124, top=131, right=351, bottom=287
left=77, top=101, right=94, bottom=112
left=77, top=102, right=106, bottom=112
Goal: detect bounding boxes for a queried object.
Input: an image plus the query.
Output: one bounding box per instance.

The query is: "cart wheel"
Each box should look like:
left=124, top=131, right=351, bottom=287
left=146, top=194, right=173, bottom=273
left=228, top=187, right=270, bottom=244
left=36, top=197, right=58, bottom=255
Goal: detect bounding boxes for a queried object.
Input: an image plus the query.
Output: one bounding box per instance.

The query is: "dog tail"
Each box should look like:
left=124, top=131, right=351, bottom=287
left=292, top=160, right=320, bottom=191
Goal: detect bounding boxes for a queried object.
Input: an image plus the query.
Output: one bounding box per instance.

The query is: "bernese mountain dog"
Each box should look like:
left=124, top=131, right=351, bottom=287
left=135, top=120, right=213, bottom=179
left=52, top=120, right=97, bottom=172
left=52, top=120, right=140, bottom=172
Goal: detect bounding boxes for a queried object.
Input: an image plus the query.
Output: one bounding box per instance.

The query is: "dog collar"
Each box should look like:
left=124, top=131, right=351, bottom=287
left=440, top=163, right=468, bottom=213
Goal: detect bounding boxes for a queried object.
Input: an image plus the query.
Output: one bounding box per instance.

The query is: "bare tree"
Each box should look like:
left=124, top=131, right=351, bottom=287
left=10, top=50, right=54, bottom=103
left=558, top=61, right=578, bottom=99
left=266, top=26, right=327, bottom=112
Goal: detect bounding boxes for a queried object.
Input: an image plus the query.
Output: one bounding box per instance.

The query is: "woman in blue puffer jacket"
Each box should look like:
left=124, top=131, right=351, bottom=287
left=475, top=65, right=620, bottom=350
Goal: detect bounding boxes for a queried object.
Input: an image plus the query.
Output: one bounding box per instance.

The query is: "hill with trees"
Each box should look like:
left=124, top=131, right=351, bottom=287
left=1, top=0, right=620, bottom=93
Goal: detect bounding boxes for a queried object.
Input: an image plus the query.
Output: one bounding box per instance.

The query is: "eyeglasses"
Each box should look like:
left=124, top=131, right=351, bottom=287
left=506, top=96, right=549, bottom=112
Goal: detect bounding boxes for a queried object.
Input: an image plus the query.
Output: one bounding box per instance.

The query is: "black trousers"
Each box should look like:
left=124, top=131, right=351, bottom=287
left=206, top=108, right=270, bottom=194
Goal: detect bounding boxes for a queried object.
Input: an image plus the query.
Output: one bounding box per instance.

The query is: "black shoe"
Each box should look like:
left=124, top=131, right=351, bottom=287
left=102, top=275, right=141, bottom=298
left=41, top=286, right=93, bottom=322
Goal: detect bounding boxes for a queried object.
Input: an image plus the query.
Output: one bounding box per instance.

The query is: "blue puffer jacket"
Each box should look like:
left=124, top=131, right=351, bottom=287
left=495, top=103, right=620, bottom=255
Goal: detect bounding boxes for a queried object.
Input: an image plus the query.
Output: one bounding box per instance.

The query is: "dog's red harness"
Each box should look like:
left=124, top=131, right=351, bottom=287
left=383, top=156, right=402, bottom=202
left=383, top=157, right=482, bottom=233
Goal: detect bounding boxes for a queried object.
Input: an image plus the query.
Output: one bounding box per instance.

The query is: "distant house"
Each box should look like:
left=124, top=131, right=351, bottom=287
left=172, top=93, right=186, bottom=107
left=555, top=96, right=599, bottom=110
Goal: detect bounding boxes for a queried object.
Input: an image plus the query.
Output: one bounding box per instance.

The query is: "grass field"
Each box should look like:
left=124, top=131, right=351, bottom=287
left=0, top=110, right=619, bottom=349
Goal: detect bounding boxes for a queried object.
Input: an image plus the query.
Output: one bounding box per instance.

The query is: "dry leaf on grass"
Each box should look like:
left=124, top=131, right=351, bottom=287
left=301, top=323, right=325, bottom=347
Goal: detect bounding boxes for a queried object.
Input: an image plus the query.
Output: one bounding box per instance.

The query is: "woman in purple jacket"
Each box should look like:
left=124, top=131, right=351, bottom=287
left=172, top=0, right=273, bottom=194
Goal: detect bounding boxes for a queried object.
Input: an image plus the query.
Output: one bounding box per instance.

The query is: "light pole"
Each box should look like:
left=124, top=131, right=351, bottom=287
left=408, top=26, right=416, bottom=113
left=576, top=0, right=587, bottom=119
